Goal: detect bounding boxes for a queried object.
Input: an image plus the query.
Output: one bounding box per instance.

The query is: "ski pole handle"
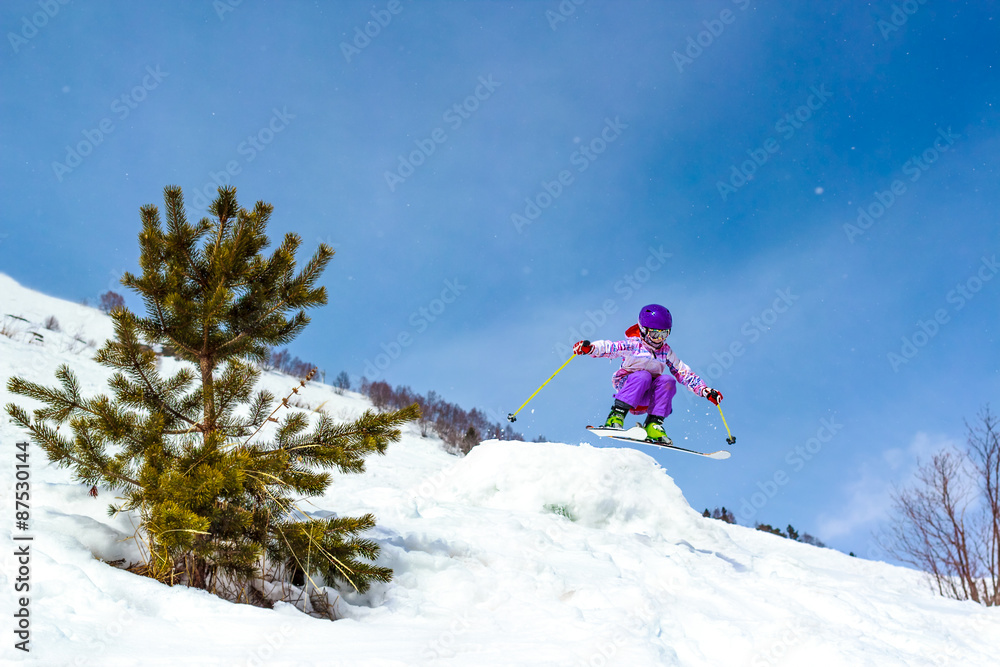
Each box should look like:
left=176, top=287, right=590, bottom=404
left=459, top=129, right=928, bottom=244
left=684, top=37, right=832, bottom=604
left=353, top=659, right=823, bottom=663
left=508, top=354, right=576, bottom=422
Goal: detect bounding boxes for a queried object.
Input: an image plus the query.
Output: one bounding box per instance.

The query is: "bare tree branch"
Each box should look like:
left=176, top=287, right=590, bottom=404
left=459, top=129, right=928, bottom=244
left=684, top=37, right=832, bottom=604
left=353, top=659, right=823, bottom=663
left=881, top=407, right=999, bottom=606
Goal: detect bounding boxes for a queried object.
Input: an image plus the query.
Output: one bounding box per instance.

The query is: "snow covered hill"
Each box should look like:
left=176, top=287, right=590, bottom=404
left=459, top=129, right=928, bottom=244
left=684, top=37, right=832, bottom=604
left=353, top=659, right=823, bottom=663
left=2, top=272, right=999, bottom=666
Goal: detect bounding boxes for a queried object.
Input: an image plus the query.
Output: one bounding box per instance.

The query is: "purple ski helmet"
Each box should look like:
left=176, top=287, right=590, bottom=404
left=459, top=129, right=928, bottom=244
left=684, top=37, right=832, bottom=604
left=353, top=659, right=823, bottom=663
left=638, top=304, right=672, bottom=332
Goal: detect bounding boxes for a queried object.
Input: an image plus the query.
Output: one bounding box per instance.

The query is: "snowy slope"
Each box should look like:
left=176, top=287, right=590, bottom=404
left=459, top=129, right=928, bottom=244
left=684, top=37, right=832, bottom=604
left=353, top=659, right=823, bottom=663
left=2, top=272, right=999, bottom=667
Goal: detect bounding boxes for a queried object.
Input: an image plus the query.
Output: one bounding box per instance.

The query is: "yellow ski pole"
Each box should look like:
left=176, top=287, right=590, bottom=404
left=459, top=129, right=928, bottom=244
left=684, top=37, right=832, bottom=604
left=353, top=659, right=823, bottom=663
left=507, top=354, right=576, bottom=422
left=717, top=403, right=736, bottom=445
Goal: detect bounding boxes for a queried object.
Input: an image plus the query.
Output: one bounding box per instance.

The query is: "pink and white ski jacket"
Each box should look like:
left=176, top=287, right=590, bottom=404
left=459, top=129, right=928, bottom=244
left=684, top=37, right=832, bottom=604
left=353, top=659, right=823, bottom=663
left=588, top=338, right=708, bottom=396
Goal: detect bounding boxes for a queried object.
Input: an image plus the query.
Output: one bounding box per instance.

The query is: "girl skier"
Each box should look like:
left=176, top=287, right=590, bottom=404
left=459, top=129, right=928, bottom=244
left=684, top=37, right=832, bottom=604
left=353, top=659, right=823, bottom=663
left=574, top=303, right=723, bottom=444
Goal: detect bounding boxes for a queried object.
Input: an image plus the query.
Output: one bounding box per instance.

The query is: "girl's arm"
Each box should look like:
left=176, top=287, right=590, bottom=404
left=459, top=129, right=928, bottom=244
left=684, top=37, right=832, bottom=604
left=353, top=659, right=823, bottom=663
left=588, top=339, right=640, bottom=359
left=661, top=346, right=709, bottom=396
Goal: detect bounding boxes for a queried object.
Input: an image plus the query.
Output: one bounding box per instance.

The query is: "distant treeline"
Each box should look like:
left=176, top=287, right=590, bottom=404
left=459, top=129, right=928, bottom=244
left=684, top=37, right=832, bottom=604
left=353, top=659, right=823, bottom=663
left=262, top=348, right=530, bottom=455
left=265, top=348, right=317, bottom=380
left=357, top=378, right=527, bottom=455
left=703, top=507, right=827, bottom=548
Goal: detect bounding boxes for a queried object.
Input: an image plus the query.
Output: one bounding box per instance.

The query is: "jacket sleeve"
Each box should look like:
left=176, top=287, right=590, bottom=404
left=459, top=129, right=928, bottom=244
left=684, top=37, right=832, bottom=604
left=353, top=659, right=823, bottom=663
left=661, top=346, right=709, bottom=396
left=589, top=339, right=638, bottom=358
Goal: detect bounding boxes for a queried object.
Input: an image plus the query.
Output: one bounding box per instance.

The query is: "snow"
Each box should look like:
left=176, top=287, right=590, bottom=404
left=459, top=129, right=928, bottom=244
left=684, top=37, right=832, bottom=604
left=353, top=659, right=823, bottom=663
left=2, top=271, right=999, bottom=666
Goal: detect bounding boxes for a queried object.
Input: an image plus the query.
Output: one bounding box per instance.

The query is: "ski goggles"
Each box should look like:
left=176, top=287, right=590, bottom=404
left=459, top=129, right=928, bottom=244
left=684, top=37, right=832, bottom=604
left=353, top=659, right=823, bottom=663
left=641, top=327, right=670, bottom=342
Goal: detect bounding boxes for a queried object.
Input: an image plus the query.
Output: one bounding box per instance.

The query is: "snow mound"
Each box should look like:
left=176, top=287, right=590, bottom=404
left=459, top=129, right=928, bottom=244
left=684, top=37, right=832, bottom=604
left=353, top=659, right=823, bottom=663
left=431, top=440, right=711, bottom=536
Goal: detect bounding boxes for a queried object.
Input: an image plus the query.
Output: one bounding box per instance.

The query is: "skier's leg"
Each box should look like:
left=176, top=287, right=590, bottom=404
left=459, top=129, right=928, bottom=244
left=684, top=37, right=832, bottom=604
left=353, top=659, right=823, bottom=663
left=647, top=374, right=677, bottom=419
left=605, top=371, right=653, bottom=428
left=643, top=375, right=676, bottom=443
left=614, top=371, right=653, bottom=409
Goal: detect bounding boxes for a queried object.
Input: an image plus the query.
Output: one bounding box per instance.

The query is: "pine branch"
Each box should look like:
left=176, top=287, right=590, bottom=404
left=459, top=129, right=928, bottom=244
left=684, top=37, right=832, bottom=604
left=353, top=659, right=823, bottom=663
left=132, top=363, right=201, bottom=430
left=235, top=370, right=317, bottom=451
left=215, top=301, right=300, bottom=354
left=163, top=185, right=211, bottom=290
left=6, top=404, right=142, bottom=489
left=290, top=404, right=421, bottom=473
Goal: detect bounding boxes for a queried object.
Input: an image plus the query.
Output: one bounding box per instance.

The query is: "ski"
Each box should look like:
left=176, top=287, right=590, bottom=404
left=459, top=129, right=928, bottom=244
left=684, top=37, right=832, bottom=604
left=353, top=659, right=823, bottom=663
left=586, top=425, right=731, bottom=460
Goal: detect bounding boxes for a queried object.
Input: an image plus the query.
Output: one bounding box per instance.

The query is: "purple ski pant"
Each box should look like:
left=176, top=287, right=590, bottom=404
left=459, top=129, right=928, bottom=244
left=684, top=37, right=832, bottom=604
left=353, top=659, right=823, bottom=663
left=615, top=371, right=677, bottom=418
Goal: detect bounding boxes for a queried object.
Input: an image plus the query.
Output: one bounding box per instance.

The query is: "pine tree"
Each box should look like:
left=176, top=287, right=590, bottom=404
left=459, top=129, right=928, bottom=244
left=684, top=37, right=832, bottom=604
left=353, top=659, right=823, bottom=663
left=6, top=185, right=418, bottom=602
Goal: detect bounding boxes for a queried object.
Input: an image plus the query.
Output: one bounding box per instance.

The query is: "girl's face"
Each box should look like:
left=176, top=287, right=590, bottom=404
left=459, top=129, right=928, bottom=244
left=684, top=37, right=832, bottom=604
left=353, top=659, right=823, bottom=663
left=641, top=326, right=670, bottom=348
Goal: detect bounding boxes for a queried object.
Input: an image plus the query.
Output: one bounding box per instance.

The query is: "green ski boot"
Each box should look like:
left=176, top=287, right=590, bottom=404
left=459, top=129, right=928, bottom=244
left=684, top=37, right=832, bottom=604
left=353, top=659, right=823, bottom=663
left=604, top=405, right=627, bottom=429
left=644, top=416, right=672, bottom=445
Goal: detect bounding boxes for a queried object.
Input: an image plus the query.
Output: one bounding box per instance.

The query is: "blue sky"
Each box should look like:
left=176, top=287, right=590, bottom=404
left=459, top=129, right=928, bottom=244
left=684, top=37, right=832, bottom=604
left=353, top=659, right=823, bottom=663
left=1, top=1, right=998, bottom=559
